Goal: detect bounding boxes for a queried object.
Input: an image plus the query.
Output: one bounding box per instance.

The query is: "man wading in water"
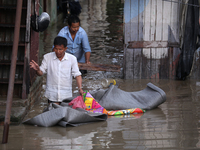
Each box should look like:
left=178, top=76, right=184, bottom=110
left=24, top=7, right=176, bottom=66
left=30, top=36, right=83, bottom=105
left=57, top=15, right=91, bottom=74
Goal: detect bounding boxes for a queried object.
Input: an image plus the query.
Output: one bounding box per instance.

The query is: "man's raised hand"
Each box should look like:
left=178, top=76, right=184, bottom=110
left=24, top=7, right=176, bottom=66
left=30, top=60, right=40, bottom=71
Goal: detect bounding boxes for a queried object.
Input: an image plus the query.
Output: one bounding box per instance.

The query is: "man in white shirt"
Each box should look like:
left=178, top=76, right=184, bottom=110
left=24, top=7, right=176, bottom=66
left=30, top=36, right=83, bottom=105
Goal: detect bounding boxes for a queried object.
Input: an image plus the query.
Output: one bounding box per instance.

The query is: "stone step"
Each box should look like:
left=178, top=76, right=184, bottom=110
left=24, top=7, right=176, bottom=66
left=0, top=106, right=27, bottom=124
left=0, top=98, right=28, bottom=107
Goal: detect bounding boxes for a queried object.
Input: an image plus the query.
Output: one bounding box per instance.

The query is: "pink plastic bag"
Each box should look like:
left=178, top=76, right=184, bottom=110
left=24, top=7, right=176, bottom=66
left=68, top=96, right=86, bottom=109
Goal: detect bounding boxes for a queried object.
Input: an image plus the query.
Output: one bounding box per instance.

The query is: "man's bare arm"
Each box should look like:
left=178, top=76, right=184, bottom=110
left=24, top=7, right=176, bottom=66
left=85, top=52, right=91, bottom=64
left=76, top=75, right=83, bottom=96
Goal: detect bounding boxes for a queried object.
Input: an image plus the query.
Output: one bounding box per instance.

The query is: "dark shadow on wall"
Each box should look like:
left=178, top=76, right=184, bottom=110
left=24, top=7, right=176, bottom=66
left=176, top=0, right=199, bottom=80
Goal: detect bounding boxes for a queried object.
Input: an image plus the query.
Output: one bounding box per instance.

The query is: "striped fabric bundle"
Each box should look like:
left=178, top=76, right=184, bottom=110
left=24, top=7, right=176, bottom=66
left=82, top=91, right=145, bottom=116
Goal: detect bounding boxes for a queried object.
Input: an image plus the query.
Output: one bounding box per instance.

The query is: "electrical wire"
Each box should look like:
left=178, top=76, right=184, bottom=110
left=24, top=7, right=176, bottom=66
left=162, top=0, right=200, bottom=7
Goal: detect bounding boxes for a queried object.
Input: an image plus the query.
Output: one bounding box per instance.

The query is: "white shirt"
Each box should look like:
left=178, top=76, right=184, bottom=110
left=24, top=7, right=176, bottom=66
left=40, top=52, right=81, bottom=102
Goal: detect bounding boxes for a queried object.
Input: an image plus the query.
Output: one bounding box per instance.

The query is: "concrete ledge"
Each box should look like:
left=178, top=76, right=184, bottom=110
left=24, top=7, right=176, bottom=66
left=0, top=76, right=44, bottom=124
left=0, top=99, right=28, bottom=107
left=0, top=106, right=27, bottom=125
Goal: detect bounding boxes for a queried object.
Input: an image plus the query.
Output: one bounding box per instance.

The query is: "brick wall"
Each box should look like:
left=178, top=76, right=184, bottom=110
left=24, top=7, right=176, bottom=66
left=27, top=76, right=44, bottom=110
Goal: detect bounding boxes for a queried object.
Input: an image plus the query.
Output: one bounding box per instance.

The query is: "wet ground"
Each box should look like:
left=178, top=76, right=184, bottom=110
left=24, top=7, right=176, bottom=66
left=1, top=0, right=200, bottom=149
left=2, top=79, right=200, bottom=149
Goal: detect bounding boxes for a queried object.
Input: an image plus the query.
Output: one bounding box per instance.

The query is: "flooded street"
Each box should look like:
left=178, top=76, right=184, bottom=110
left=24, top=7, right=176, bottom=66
left=2, top=79, right=200, bottom=149
left=1, top=0, right=200, bottom=149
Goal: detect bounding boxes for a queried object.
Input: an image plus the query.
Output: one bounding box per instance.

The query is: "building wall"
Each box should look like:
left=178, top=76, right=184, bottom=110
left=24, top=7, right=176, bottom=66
left=123, top=0, right=183, bottom=79
left=45, top=0, right=57, bottom=26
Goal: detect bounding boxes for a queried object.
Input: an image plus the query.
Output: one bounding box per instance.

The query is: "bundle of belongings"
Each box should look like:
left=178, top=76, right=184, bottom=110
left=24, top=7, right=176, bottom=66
left=23, top=83, right=166, bottom=127
left=70, top=91, right=145, bottom=115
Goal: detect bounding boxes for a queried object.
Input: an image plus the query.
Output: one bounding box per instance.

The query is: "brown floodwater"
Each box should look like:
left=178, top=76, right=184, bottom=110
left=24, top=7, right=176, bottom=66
left=1, top=79, right=200, bottom=149
left=1, top=0, right=200, bottom=149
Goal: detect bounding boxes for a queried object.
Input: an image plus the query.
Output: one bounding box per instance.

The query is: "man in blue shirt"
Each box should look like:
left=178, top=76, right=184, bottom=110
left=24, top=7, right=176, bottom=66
left=57, top=15, right=91, bottom=65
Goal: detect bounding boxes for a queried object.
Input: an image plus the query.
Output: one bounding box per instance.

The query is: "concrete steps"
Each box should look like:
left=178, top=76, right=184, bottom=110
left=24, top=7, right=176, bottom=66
left=0, top=105, right=27, bottom=125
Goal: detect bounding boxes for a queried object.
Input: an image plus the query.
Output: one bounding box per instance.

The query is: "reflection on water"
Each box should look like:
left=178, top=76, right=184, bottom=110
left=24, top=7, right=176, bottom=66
left=40, top=0, right=124, bottom=81
left=70, top=0, right=124, bottom=93
left=78, top=0, right=124, bottom=82
left=39, top=0, right=124, bottom=93
left=2, top=0, right=200, bottom=149
left=1, top=79, right=200, bottom=149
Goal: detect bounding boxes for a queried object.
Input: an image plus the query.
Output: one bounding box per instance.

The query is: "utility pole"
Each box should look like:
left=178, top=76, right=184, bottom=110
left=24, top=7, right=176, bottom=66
left=2, top=0, right=23, bottom=144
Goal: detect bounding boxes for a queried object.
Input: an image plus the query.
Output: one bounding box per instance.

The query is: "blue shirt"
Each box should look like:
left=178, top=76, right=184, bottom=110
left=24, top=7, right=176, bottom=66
left=57, top=26, right=91, bottom=63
